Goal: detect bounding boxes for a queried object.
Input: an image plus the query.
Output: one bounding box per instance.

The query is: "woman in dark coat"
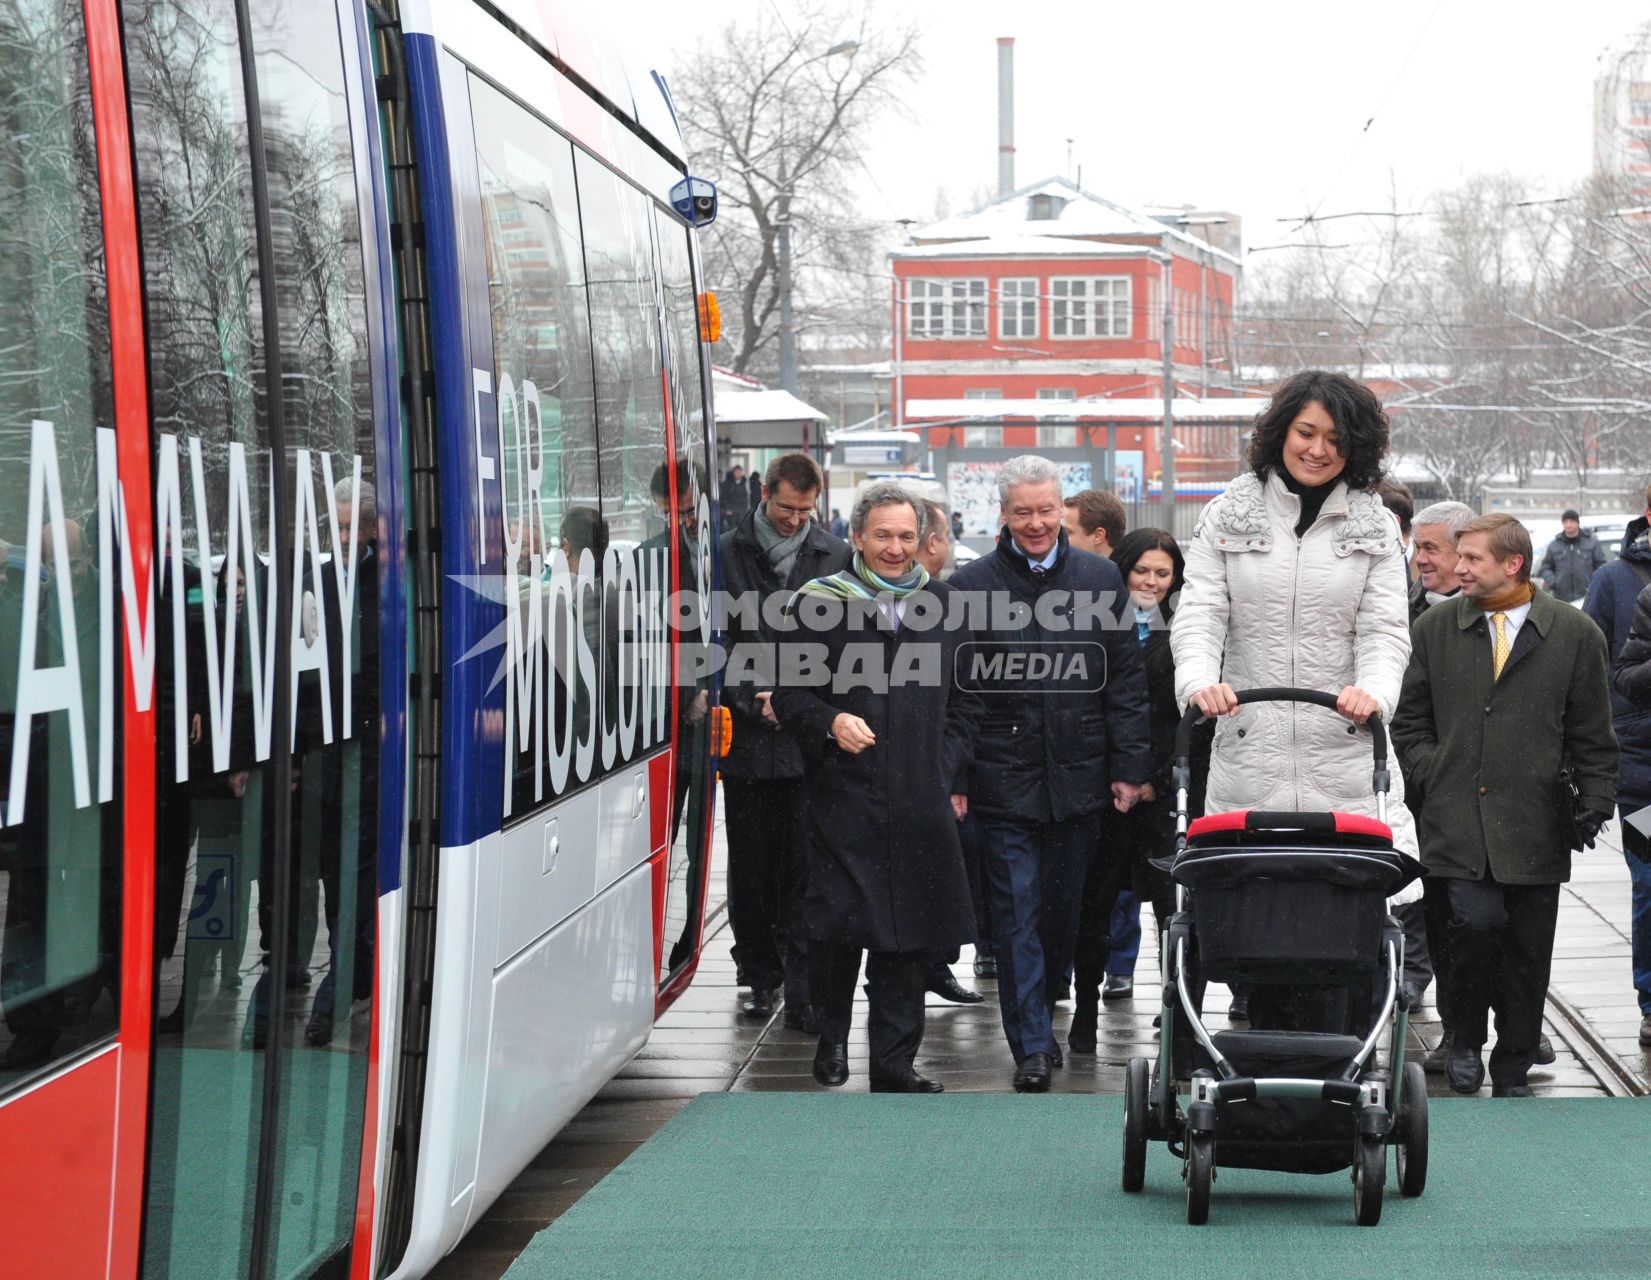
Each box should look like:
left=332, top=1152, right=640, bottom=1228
left=1616, top=579, right=1651, bottom=712
left=772, top=482, right=978, bottom=1093
left=1069, top=529, right=1209, bottom=1053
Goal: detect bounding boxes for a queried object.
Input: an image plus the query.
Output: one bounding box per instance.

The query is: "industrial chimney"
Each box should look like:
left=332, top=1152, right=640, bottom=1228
left=997, top=37, right=1015, bottom=197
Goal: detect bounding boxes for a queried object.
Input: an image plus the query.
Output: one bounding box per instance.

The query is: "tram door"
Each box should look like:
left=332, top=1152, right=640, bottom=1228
left=122, top=0, right=385, bottom=1276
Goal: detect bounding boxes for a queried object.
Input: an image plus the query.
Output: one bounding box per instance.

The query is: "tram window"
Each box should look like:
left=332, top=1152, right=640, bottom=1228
left=0, top=1, right=124, bottom=1091
left=575, top=152, right=673, bottom=774
left=468, top=79, right=604, bottom=818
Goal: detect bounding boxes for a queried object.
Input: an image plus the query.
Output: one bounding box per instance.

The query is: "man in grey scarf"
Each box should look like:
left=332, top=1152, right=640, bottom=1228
left=718, top=454, right=849, bottom=1025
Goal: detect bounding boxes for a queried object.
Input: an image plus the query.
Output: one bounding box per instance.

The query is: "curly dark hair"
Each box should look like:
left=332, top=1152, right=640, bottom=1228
left=1246, top=370, right=1389, bottom=492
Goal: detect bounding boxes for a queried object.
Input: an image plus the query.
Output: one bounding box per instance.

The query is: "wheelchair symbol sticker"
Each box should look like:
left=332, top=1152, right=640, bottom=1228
left=187, top=853, right=235, bottom=941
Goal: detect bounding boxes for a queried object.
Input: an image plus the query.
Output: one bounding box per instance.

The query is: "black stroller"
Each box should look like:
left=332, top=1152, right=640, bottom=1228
left=1120, top=687, right=1429, bottom=1225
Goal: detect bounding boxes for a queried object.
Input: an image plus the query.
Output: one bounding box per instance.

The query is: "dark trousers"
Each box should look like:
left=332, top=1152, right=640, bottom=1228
left=1391, top=898, right=1434, bottom=1005
left=810, top=942, right=927, bottom=1080
left=1421, top=875, right=1455, bottom=1027
left=1445, top=875, right=1561, bottom=1087
left=1620, top=811, right=1651, bottom=1016
left=979, top=814, right=1098, bottom=1061
left=959, top=812, right=994, bottom=958
left=722, top=777, right=808, bottom=1004
left=1073, top=803, right=1175, bottom=996
left=312, top=741, right=377, bottom=1020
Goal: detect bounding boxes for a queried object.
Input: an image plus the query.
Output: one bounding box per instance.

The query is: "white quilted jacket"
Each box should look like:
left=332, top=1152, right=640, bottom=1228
left=1171, top=470, right=1421, bottom=899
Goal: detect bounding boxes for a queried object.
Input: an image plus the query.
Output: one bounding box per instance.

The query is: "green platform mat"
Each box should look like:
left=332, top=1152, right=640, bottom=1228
left=505, top=1093, right=1651, bottom=1280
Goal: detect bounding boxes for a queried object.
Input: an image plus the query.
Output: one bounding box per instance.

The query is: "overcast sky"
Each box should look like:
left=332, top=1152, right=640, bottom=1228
left=628, top=0, right=1648, bottom=271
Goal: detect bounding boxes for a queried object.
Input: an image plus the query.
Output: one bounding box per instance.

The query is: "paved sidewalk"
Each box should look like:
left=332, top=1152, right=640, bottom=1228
left=1547, top=827, right=1651, bottom=1091
left=430, top=805, right=1649, bottom=1279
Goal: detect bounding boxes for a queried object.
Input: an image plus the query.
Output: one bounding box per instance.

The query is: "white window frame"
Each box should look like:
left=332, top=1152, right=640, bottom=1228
left=907, top=277, right=987, bottom=339
left=962, top=388, right=1002, bottom=447
left=1036, top=388, right=1075, bottom=448
left=1050, top=276, right=1132, bottom=339
left=998, top=277, right=1039, bottom=340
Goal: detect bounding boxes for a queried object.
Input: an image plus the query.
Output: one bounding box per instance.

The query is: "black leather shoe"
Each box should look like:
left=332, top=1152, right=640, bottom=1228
left=1423, top=1030, right=1454, bottom=1075
left=973, top=955, right=997, bottom=979
left=926, top=971, right=984, bottom=1004
left=1446, top=1041, right=1485, bottom=1094
left=1068, top=998, right=1098, bottom=1055
left=812, top=1039, right=849, bottom=1087
left=1227, top=992, right=1249, bottom=1021
left=1049, top=1042, right=1064, bottom=1069
left=740, top=986, right=778, bottom=1020
left=870, top=1070, right=944, bottom=1094
left=1533, top=1034, right=1556, bottom=1066
left=1013, top=1052, right=1052, bottom=1093
left=1491, top=1083, right=1534, bottom=1097
left=1101, top=974, right=1133, bottom=1001
left=782, top=1004, right=819, bottom=1035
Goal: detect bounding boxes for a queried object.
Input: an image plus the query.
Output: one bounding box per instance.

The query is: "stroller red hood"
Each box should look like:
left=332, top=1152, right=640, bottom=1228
left=1188, top=809, right=1393, bottom=843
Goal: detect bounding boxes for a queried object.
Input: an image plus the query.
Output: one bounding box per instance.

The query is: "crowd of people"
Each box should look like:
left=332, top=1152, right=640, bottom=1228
left=719, top=368, right=1640, bottom=1097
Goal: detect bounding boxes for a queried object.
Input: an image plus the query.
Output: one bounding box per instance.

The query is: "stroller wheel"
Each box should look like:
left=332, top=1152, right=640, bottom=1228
left=1122, top=1057, right=1150, bottom=1192
left=1353, top=1134, right=1385, bottom=1226
left=1396, top=1061, right=1429, bottom=1197
left=1184, top=1132, right=1213, bottom=1225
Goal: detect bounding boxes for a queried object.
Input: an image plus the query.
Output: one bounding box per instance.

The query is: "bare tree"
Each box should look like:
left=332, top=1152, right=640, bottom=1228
left=1243, top=167, right=1651, bottom=506
left=1518, top=174, right=1651, bottom=492
left=672, top=1, right=920, bottom=377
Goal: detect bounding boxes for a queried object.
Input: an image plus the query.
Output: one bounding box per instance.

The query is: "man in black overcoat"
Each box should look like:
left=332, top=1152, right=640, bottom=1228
left=718, top=453, right=848, bottom=1025
left=772, top=484, right=979, bottom=1093
left=948, top=455, right=1151, bottom=1092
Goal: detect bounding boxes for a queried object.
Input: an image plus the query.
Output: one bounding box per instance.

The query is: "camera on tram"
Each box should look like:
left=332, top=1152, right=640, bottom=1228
left=670, top=175, right=718, bottom=227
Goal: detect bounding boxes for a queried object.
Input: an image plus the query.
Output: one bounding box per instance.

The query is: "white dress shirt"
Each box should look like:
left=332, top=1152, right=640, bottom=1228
left=1482, top=599, right=1532, bottom=653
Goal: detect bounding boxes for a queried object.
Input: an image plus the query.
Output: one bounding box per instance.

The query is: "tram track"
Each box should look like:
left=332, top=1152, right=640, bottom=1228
left=1543, top=987, right=1650, bottom=1098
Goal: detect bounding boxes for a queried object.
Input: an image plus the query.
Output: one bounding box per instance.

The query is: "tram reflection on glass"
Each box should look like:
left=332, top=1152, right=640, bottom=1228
left=0, top=2, right=720, bottom=1275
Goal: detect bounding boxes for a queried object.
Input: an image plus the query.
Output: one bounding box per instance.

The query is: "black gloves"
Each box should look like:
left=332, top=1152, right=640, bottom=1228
left=1574, top=808, right=1608, bottom=850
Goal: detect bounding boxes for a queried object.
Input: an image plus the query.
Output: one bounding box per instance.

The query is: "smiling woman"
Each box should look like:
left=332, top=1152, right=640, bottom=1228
left=1171, top=369, right=1424, bottom=1031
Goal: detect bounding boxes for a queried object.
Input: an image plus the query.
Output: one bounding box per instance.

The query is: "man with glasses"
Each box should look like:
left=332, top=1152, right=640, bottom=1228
left=718, top=453, right=848, bottom=1027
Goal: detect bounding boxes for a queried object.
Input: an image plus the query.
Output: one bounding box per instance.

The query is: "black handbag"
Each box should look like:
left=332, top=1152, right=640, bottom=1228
left=1559, top=760, right=1584, bottom=850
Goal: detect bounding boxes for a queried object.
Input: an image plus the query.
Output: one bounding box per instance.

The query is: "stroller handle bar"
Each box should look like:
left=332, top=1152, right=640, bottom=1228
left=1172, top=687, right=1391, bottom=839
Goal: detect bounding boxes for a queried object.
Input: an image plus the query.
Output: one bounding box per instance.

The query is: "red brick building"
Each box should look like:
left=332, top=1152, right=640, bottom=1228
left=890, top=178, right=1263, bottom=536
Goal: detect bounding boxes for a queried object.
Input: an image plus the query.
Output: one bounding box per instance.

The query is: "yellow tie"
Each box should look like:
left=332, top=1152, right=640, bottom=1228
left=1492, top=612, right=1510, bottom=680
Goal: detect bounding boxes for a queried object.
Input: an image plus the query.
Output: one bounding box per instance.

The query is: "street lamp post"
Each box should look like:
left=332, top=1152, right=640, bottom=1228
left=1153, top=248, right=1175, bottom=527
left=775, top=40, right=860, bottom=397
left=778, top=157, right=798, bottom=394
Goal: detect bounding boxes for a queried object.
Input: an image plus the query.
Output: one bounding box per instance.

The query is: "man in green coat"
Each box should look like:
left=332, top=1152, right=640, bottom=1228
left=1393, top=514, right=1617, bottom=1097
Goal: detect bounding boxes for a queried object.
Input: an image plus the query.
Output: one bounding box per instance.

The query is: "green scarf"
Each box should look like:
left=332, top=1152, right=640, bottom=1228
left=794, top=551, right=929, bottom=601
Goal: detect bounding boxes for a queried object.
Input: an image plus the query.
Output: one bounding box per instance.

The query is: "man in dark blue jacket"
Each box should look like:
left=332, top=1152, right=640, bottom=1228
left=949, top=456, right=1151, bottom=1091
left=1583, top=484, right=1651, bottom=1047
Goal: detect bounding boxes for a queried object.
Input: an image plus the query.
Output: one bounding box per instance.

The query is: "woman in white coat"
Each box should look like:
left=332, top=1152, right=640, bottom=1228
left=1172, top=369, right=1422, bottom=1031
